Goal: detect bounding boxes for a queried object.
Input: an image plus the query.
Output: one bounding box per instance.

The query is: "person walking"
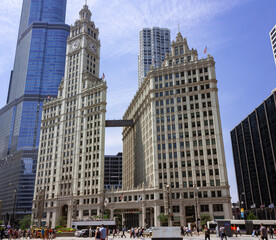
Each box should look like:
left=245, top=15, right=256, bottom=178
left=42, top=228, right=45, bottom=240
left=220, top=226, right=227, bottom=240
left=260, top=223, right=268, bottom=240
left=95, top=227, right=101, bottom=240
left=204, top=225, right=210, bottom=240
left=130, top=227, right=134, bottom=238
left=121, top=227, right=126, bottom=238
left=0, top=228, right=4, bottom=240
left=180, top=226, right=185, bottom=237
left=100, top=224, right=107, bottom=240
left=237, top=226, right=241, bottom=236
left=112, top=229, right=116, bottom=239
left=269, top=226, right=274, bottom=239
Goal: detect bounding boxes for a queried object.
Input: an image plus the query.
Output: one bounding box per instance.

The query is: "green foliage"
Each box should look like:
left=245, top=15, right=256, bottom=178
left=103, top=215, right=109, bottom=219
left=19, top=215, right=32, bottom=229
left=157, top=213, right=168, bottom=226
left=56, top=216, right=67, bottom=227
left=200, top=213, right=212, bottom=227
left=247, top=211, right=258, bottom=220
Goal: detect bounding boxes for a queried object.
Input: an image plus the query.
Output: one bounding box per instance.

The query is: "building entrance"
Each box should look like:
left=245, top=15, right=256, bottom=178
left=185, top=206, right=195, bottom=223
left=61, top=205, right=68, bottom=227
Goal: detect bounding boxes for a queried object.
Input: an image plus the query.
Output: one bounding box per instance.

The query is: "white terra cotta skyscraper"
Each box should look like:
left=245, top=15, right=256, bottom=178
left=32, top=4, right=107, bottom=228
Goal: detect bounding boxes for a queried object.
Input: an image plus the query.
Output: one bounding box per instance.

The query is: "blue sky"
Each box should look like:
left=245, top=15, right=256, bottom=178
left=0, top=0, right=275, bottom=202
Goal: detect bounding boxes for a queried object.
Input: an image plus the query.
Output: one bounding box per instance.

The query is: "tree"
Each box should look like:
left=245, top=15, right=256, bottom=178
left=56, top=216, right=67, bottom=227
left=157, top=213, right=168, bottom=226
left=247, top=211, right=258, bottom=220
left=19, top=215, right=32, bottom=229
left=200, top=213, right=212, bottom=227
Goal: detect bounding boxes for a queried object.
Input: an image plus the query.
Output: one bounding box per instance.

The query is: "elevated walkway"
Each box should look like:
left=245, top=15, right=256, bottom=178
left=105, top=120, right=134, bottom=127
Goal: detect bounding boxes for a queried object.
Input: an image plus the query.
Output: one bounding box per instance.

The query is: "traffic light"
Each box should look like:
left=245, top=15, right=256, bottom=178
left=171, top=214, right=174, bottom=221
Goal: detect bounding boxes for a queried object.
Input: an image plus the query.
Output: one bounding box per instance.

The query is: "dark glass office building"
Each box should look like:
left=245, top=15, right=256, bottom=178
left=104, top=153, right=123, bottom=190
left=0, top=0, right=69, bottom=223
left=231, top=89, right=276, bottom=219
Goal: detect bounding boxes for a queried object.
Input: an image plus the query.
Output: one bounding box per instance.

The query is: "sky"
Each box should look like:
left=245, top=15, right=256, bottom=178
left=0, top=0, right=275, bottom=202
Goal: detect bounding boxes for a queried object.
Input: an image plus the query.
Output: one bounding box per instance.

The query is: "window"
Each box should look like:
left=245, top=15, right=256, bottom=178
left=200, top=205, right=209, bottom=212
left=213, top=204, right=223, bottom=212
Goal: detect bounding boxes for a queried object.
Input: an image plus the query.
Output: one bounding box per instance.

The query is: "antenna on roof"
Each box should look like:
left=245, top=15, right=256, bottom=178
left=178, top=23, right=180, bottom=33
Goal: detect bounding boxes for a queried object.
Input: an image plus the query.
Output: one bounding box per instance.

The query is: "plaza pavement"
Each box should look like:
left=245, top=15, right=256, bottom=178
left=46, top=234, right=260, bottom=240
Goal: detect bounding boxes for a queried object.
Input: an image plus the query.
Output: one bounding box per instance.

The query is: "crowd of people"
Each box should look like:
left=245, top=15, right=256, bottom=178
left=0, top=228, right=57, bottom=239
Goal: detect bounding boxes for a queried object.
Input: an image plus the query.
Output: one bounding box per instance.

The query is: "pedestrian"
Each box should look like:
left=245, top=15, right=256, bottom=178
left=204, top=225, right=210, bottom=240
left=121, top=227, right=126, bottom=238
left=220, top=226, right=227, bottom=240
left=0, top=228, right=4, bottom=240
left=130, top=227, right=134, bottom=238
left=42, top=228, right=45, bottom=240
left=269, top=226, right=273, bottom=239
left=95, top=227, right=101, bottom=240
left=100, top=224, right=107, bottom=240
left=237, top=226, right=241, bottom=236
left=260, top=223, right=268, bottom=240
left=112, top=228, right=116, bottom=239
left=180, top=226, right=185, bottom=237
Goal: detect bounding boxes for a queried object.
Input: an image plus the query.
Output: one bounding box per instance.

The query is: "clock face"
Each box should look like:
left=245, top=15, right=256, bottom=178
left=70, top=40, right=79, bottom=52
left=89, top=42, right=97, bottom=53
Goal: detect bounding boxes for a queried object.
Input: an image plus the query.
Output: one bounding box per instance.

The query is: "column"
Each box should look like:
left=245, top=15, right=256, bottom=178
left=209, top=204, right=213, bottom=219
left=52, top=211, right=57, bottom=228
left=154, top=205, right=160, bottom=227
left=180, top=202, right=185, bottom=226
left=79, top=209, right=83, bottom=220
left=110, top=208, right=114, bottom=219
left=122, top=213, right=125, bottom=227
left=141, top=206, right=146, bottom=228
left=67, top=206, right=72, bottom=228
left=183, top=205, right=187, bottom=226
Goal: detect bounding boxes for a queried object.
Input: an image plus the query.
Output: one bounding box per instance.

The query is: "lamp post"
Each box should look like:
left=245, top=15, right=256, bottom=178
left=194, top=182, right=199, bottom=232
left=9, top=183, right=17, bottom=228
left=239, top=192, right=245, bottom=219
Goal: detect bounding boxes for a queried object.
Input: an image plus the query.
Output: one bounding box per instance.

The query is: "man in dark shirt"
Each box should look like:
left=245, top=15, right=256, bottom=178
left=260, top=224, right=268, bottom=240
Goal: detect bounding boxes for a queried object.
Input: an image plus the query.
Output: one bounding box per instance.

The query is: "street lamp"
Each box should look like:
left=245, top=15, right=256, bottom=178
left=239, top=192, right=245, bottom=219
left=194, top=182, right=199, bottom=233
left=9, top=183, right=17, bottom=228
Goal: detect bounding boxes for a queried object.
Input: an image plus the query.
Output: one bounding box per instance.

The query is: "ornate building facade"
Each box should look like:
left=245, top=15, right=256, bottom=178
left=32, top=6, right=232, bottom=227
left=120, top=32, right=232, bottom=226
left=32, top=4, right=106, bottom=228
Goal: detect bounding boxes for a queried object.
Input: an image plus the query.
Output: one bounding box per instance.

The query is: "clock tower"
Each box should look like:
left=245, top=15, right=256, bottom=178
left=33, top=4, right=107, bottom=227
left=67, top=3, right=100, bottom=79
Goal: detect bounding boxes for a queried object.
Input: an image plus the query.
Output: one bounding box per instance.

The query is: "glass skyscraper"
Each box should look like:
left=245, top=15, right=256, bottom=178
left=0, top=0, right=69, bottom=223
left=138, top=27, right=171, bottom=87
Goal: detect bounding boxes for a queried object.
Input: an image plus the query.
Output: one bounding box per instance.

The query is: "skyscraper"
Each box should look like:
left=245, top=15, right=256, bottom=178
left=138, top=27, right=170, bottom=87
left=231, top=89, right=276, bottom=219
left=32, top=4, right=106, bottom=228
left=270, top=25, right=276, bottom=65
left=0, top=0, right=69, bottom=223
left=104, top=153, right=123, bottom=190
left=122, top=32, right=232, bottom=226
